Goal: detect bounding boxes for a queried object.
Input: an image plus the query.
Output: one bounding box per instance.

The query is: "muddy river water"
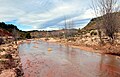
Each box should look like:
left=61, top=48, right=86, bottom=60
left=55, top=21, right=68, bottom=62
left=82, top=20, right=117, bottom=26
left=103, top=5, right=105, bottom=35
left=18, top=40, right=120, bottom=77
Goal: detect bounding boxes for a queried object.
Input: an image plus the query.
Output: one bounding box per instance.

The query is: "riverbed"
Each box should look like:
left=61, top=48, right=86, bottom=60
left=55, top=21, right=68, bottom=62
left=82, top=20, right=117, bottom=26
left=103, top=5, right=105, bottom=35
left=18, top=40, right=120, bottom=77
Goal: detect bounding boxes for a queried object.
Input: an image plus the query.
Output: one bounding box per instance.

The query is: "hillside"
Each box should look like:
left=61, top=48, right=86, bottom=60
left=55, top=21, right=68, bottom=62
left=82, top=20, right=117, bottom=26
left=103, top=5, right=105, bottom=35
left=83, top=12, right=120, bottom=31
left=0, top=22, right=19, bottom=36
left=0, top=29, right=12, bottom=36
left=0, top=22, right=31, bottom=39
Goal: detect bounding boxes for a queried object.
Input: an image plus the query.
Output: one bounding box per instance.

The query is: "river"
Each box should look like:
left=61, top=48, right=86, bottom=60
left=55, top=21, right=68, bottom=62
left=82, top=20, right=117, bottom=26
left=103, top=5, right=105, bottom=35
left=18, top=40, right=120, bottom=77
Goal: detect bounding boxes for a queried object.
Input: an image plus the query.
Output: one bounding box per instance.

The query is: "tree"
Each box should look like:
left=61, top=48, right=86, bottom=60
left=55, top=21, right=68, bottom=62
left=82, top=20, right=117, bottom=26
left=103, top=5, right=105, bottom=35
left=63, top=16, right=75, bottom=39
left=12, top=28, right=18, bottom=44
left=67, top=19, right=75, bottom=37
left=63, top=16, right=68, bottom=39
left=91, top=0, right=120, bottom=44
left=25, top=32, right=31, bottom=39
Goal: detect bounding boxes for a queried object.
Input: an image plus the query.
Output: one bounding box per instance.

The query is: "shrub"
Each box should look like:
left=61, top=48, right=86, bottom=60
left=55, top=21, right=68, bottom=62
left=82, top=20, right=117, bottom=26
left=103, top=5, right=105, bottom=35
left=0, top=38, right=4, bottom=45
left=2, top=54, right=13, bottom=59
left=90, top=31, right=97, bottom=36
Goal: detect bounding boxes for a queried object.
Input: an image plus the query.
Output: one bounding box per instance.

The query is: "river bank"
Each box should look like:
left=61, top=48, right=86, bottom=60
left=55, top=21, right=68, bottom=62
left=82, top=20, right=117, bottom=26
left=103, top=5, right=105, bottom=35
left=0, top=41, right=24, bottom=77
left=40, top=38, right=120, bottom=57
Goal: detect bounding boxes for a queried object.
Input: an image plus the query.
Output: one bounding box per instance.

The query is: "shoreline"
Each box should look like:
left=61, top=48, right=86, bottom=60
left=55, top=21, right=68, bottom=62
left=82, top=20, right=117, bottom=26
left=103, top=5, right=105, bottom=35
left=0, top=41, right=24, bottom=77
left=41, top=38, right=101, bottom=53
left=41, top=38, right=120, bottom=57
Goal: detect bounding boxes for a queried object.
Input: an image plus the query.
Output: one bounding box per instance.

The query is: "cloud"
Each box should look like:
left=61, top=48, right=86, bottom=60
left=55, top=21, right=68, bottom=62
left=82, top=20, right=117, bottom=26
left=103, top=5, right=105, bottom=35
left=0, top=0, right=93, bottom=31
left=0, top=7, right=24, bottom=22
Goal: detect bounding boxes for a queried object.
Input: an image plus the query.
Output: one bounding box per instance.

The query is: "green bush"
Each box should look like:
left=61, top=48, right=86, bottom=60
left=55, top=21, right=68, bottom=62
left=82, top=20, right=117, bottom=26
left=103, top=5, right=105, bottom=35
left=2, top=54, right=13, bottom=59
left=25, top=32, right=31, bottom=39
left=90, top=31, right=97, bottom=36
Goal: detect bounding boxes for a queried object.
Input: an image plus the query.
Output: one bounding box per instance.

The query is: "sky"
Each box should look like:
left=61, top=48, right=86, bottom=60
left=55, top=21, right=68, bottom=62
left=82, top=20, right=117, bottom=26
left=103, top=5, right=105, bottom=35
left=0, top=0, right=95, bottom=31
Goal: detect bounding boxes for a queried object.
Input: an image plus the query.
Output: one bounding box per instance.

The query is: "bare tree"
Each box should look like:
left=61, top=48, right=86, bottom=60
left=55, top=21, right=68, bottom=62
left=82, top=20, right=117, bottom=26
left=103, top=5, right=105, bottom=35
left=63, top=16, right=68, bottom=39
left=12, top=28, right=19, bottom=44
left=67, top=19, right=76, bottom=37
left=91, top=0, right=104, bottom=44
left=63, top=17, right=74, bottom=39
left=68, top=19, right=74, bottom=29
left=91, top=0, right=120, bottom=44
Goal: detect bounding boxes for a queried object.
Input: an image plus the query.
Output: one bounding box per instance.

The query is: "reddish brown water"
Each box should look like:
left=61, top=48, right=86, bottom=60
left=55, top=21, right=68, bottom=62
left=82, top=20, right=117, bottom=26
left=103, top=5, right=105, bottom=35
left=18, top=40, right=120, bottom=77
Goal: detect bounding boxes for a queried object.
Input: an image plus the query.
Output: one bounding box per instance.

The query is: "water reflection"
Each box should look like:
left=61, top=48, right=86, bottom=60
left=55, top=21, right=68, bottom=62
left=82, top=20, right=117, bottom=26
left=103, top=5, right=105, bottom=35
left=98, top=55, right=120, bottom=77
left=18, top=40, right=120, bottom=77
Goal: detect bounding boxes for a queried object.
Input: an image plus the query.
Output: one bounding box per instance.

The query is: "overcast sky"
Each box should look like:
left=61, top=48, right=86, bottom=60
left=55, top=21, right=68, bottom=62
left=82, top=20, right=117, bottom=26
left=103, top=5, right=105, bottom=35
left=0, top=0, right=95, bottom=31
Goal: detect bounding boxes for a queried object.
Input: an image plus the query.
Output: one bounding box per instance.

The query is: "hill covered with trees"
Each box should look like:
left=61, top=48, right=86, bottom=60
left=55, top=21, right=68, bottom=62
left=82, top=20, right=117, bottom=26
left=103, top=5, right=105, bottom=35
left=0, top=22, right=31, bottom=39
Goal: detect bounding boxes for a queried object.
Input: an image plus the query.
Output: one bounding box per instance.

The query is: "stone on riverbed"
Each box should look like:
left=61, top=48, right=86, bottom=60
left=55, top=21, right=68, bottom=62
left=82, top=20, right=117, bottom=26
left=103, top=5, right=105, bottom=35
left=0, top=69, right=17, bottom=77
left=0, top=51, right=8, bottom=56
